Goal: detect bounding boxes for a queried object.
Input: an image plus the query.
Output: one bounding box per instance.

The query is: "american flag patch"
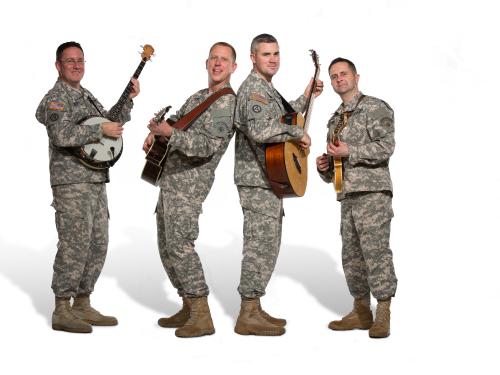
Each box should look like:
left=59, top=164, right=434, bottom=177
left=48, top=101, right=65, bottom=111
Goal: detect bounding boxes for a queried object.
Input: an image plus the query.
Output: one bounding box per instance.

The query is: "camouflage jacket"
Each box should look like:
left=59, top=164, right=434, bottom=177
left=318, top=92, right=395, bottom=200
left=159, top=84, right=236, bottom=205
left=36, top=78, right=133, bottom=186
left=234, top=70, right=306, bottom=188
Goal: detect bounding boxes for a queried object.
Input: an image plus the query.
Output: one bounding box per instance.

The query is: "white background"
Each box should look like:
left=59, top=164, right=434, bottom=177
left=1, top=0, right=499, bottom=373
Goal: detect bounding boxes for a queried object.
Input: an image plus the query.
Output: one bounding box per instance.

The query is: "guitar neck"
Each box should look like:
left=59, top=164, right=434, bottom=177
left=108, top=59, right=147, bottom=122
left=302, top=51, right=320, bottom=132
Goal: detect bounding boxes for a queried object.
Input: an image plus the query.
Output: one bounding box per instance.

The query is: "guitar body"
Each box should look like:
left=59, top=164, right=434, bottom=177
left=141, top=120, right=173, bottom=186
left=264, top=50, right=320, bottom=198
left=75, top=116, right=123, bottom=170
left=265, top=113, right=309, bottom=198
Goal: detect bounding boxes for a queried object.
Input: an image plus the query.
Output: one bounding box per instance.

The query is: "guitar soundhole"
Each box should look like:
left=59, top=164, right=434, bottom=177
left=293, top=153, right=302, bottom=174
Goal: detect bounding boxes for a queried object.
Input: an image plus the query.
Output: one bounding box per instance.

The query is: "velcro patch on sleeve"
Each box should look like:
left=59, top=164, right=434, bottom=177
left=48, top=101, right=65, bottom=111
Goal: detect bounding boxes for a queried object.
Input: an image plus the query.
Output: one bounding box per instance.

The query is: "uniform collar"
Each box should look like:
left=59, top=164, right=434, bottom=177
left=335, top=91, right=364, bottom=115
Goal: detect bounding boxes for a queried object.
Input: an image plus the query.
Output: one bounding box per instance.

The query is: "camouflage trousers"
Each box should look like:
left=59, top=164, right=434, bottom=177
left=51, top=183, right=108, bottom=298
left=237, top=186, right=283, bottom=299
left=340, top=191, right=397, bottom=300
left=156, top=190, right=208, bottom=298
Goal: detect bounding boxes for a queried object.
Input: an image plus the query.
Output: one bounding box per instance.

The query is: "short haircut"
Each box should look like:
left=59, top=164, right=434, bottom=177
left=328, top=57, right=357, bottom=75
left=56, top=41, right=84, bottom=61
left=250, top=33, right=278, bottom=53
left=209, top=41, right=237, bottom=61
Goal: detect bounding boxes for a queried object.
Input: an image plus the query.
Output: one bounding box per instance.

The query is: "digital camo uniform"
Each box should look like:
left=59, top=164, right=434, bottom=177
left=156, top=85, right=235, bottom=298
left=318, top=91, right=397, bottom=300
left=36, top=77, right=133, bottom=298
left=234, top=70, right=306, bottom=298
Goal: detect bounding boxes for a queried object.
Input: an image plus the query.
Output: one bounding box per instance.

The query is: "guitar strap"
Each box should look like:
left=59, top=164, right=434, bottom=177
left=172, top=86, right=235, bottom=131
left=276, top=91, right=296, bottom=114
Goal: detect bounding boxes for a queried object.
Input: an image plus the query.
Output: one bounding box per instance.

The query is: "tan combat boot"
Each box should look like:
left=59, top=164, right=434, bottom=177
left=72, top=294, right=118, bottom=326
left=369, top=298, right=391, bottom=338
left=257, top=298, right=286, bottom=327
left=328, top=296, right=373, bottom=331
left=158, top=296, right=191, bottom=328
left=175, top=297, right=215, bottom=338
left=52, top=297, right=92, bottom=333
left=234, top=298, right=285, bottom=336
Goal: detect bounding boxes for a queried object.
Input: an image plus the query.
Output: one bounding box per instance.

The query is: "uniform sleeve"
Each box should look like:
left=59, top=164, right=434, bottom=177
left=348, top=103, right=395, bottom=167
left=36, top=96, right=102, bottom=148
left=167, top=96, right=234, bottom=158
left=289, top=94, right=307, bottom=113
left=234, top=91, right=304, bottom=144
left=317, top=120, right=333, bottom=183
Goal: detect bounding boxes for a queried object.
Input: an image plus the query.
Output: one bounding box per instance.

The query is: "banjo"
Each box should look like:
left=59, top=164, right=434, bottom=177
left=75, top=44, right=154, bottom=169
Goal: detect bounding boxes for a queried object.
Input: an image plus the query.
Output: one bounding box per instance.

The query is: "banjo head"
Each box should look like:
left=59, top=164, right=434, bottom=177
left=79, top=116, right=124, bottom=169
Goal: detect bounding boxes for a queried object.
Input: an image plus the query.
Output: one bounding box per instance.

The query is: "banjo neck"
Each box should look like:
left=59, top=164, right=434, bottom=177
left=107, top=45, right=154, bottom=122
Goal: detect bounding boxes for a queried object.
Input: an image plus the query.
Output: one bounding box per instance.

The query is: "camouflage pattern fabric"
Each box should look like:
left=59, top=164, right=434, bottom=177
left=341, top=191, right=397, bottom=300
left=156, top=85, right=235, bottom=298
left=234, top=70, right=306, bottom=298
left=234, top=70, right=306, bottom=188
left=51, top=183, right=108, bottom=298
left=36, top=78, right=133, bottom=298
left=237, top=186, right=283, bottom=298
left=36, top=78, right=133, bottom=186
left=318, top=92, right=394, bottom=200
left=317, top=92, right=397, bottom=300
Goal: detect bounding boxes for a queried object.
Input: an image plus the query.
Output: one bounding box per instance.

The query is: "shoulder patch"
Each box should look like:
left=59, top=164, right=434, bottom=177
left=249, top=93, right=269, bottom=105
left=252, top=104, right=262, bottom=113
left=48, top=101, right=65, bottom=111
left=49, top=113, right=60, bottom=122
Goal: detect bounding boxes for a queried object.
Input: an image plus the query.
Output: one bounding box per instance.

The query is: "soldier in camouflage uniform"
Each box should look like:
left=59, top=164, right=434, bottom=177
left=143, top=42, right=237, bottom=338
left=233, top=34, right=323, bottom=336
left=36, top=42, right=140, bottom=333
left=316, top=57, right=397, bottom=338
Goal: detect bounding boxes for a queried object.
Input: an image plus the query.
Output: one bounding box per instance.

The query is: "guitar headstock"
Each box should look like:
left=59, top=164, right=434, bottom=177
left=310, top=49, right=320, bottom=69
left=141, top=44, right=155, bottom=61
left=154, top=105, right=172, bottom=123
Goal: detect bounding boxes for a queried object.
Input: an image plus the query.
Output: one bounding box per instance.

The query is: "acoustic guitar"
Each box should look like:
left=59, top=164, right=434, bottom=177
left=141, top=87, right=235, bottom=186
left=75, top=45, right=154, bottom=169
left=265, top=50, right=320, bottom=198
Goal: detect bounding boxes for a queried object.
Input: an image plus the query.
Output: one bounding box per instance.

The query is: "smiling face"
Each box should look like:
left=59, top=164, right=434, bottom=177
left=206, top=44, right=237, bottom=89
left=251, top=42, right=280, bottom=82
left=55, top=46, right=85, bottom=89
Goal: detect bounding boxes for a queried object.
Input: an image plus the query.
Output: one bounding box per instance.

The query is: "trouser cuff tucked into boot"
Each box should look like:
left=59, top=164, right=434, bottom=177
left=175, top=297, right=215, bottom=338
left=369, top=298, right=391, bottom=338
left=158, top=296, right=191, bottom=328
left=72, top=294, right=118, bottom=326
left=234, top=298, right=285, bottom=336
left=328, top=295, right=373, bottom=331
left=52, top=297, right=92, bottom=334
